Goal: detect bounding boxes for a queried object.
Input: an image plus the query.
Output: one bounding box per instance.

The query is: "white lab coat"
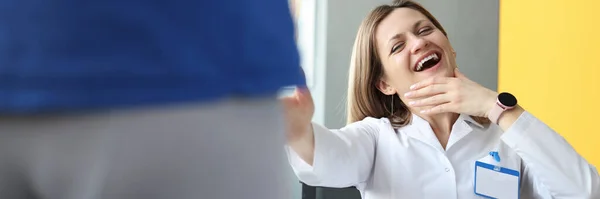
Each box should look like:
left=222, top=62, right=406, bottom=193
left=286, top=111, right=600, bottom=199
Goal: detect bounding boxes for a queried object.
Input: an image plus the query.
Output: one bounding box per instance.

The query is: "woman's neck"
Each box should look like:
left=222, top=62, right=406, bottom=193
left=418, top=112, right=460, bottom=149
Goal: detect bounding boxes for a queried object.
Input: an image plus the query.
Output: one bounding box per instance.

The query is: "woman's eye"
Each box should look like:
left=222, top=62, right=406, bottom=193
left=418, top=26, right=433, bottom=35
left=391, top=42, right=404, bottom=54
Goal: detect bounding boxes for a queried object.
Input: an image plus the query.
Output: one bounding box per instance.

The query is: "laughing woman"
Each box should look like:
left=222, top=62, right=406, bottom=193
left=282, top=0, right=600, bottom=198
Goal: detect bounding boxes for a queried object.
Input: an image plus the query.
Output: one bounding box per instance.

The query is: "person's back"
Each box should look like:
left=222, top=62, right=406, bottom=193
left=0, top=0, right=304, bottom=113
left=0, top=1, right=302, bottom=198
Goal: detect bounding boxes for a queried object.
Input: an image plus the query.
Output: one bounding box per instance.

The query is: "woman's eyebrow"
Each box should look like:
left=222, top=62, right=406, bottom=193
left=386, top=19, right=427, bottom=46
left=412, top=19, right=427, bottom=31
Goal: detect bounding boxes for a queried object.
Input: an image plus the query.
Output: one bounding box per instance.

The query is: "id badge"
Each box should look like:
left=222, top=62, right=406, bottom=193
left=474, top=161, right=520, bottom=199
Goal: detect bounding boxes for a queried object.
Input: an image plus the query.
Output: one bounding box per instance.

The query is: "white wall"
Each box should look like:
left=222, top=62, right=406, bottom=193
left=311, top=0, right=390, bottom=129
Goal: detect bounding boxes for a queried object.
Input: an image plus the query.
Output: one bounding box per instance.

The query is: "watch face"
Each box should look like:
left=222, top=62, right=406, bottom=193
left=498, top=92, right=517, bottom=107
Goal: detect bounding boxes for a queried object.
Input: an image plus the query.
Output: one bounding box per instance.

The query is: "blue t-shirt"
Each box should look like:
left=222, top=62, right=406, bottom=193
left=0, top=0, right=305, bottom=113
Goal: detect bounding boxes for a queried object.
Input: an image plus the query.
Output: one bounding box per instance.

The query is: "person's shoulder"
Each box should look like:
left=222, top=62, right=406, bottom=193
left=342, top=116, right=392, bottom=133
left=362, top=116, right=392, bottom=124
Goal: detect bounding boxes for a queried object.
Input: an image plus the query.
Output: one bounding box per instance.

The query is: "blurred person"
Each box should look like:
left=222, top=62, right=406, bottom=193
left=0, top=0, right=304, bottom=199
left=282, top=0, right=600, bottom=198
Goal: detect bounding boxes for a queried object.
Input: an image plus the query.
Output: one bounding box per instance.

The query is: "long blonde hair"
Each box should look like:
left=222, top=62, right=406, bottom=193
left=346, top=0, right=488, bottom=128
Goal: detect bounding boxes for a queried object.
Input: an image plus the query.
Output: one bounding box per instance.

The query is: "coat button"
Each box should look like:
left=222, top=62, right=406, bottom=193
left=445, top=168, right=450, bottom=172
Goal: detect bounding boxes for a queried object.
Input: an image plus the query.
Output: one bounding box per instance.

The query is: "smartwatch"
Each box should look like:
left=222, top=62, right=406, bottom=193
left=488, top=92, right=518, bottom=124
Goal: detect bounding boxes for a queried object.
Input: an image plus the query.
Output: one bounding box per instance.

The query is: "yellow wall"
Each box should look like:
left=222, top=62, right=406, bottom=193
left=499, top=0, right=600, bottom=166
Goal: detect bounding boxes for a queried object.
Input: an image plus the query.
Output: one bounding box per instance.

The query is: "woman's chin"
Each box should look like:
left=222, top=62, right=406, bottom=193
left=438, top=63, right=456, bottom=78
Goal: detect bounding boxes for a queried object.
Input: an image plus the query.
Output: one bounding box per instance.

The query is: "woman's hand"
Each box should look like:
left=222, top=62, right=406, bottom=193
left=281, top=87, right=316, bottom=165
left=281, top=87, right=315, bottom=142
left=403, top=68, right=497, bottom=117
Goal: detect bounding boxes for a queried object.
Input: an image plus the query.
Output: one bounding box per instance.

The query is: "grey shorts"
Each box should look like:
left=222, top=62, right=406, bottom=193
left=0, top=97, right=293, bottom=199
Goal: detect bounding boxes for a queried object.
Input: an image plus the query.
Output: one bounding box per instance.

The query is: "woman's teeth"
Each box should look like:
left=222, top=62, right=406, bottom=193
left=416, top=53, right=439, bottom=71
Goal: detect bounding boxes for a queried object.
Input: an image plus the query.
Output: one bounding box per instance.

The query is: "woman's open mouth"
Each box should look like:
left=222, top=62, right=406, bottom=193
left=414, top=52, right=442, bottom=72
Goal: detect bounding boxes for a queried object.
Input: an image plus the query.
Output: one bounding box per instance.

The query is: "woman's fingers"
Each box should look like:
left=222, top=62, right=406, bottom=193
left=407, top=93, right=450, bottom=107
left=409, top=76, right=451, bottom=90
left=296, top=87, right=312, bottom=101
left=403, top=69, right=498, bottom=116
left=281, top=96, right=296, bottom=107
left=404, top=83, right=449, bottom=99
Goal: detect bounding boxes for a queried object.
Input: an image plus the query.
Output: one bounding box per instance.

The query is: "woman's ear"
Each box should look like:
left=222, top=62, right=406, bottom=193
left=376, top=79, right=396, bottom=95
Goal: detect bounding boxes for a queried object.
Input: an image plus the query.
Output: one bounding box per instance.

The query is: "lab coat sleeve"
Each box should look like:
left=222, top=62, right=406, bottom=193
left=285, top=118, right=380, bottom=188
left=500, top=111, right=600, bottom=198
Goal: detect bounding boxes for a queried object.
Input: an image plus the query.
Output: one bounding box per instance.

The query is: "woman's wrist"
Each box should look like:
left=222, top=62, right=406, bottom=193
left=482, top=91, right=524, bottom=130
left=497, top=105, right=525, bottom=132
left=287, top=123, right=316, bottom=165
left=482, top=91, right=499, bottom=118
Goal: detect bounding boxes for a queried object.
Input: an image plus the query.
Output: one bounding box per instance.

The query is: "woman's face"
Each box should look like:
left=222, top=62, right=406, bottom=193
left=375, top=8, right=456, bottom=102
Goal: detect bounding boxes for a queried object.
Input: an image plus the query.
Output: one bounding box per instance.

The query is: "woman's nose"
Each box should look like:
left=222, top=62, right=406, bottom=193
left=410, top=37, right=429, bottom=54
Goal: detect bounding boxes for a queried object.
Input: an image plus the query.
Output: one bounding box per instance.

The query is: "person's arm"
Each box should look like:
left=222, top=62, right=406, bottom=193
left=499, top=106, right=600, bottom=198
left=286, top=118, right=379, bottom=188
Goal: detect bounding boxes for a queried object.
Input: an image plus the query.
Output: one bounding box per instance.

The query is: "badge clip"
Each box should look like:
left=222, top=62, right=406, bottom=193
left=489, top=151, right=501, bottom=162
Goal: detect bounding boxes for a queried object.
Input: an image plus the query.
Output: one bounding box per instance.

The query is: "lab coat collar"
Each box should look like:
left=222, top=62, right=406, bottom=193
left=403, top=114, right=445, bottom=152
left=446, top=114, right=476, bottom=150
left=402, top=113, right=482, bottom=152
left=460, top=114, right=485, bottom=129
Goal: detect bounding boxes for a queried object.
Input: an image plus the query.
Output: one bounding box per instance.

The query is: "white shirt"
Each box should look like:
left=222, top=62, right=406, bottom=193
left=286, top=112, right=600, bottom=199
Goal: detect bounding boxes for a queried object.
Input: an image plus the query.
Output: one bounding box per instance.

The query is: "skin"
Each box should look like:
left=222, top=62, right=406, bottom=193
left=283, top=8, right=525, bottom=165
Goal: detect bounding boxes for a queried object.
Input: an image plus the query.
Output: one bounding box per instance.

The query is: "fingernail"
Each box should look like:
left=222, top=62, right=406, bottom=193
left=408, top=101, right=416, bottom=105
left=409, top=84, right=417, bottom=90
left=420, top=109, right=428, bottom=114
left=404, top=92, right=412, bottom=97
